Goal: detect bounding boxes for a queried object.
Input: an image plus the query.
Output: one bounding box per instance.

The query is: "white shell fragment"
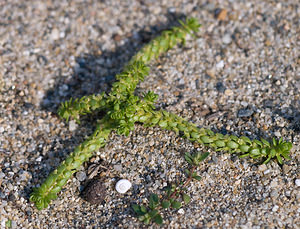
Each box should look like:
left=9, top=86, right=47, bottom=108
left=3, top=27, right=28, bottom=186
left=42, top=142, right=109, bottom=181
left=115, top=179, right=132, bottom=194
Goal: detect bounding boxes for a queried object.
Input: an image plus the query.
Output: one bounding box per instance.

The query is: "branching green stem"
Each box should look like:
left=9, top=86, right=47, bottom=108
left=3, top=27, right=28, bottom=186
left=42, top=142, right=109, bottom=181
left=30, top=116, right=114, bottom=210
left=30, top=17, right=292, bottom=214
left=138, top=109, right=292, bottom=164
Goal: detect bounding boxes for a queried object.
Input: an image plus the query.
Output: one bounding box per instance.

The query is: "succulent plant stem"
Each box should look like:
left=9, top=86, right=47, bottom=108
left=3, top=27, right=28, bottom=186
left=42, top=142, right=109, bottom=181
left=30, top=17, right=292, bottom=212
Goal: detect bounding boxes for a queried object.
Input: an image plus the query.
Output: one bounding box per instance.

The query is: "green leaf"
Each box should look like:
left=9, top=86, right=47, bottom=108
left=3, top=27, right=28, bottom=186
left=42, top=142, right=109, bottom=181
left=201, top=136, right=213, bottom=143
left=132, top=204, right=141, bottom=214
left=132, top=204, right=147, bottom=216
left=171, top=201, right=182, bottom=209
left=241, top=136, right=252, bottom=144
left=138, top=215, right=145, bottom=222
left=184, top=169, right=190, bottom=176
left=281, top=151, right=291, bottom=160
left=239, top=145, right=250, bottom=153
left=140, top=205, right=147, bottom=213
left=153, top=214, right=163, bottom=225
left=263, top=155, right=272, bottom=164
left=193, top=175, right=201, bottom=181
left=253, top=139, right=263, bottom=147
left=149, top=209, right=159, bottom=218
left=227, top=141, right=239, bottom=149
left=149, top=194, right=159, bottom=209
left=191, top=132, right=200, bottom=139
left=261, top=138, right=270, bottom=147
left=161, top=200, right=171, bottom=209
left=198, top=152, right=209, bottom=162
left=184, top=152, right=193, bottom=164
left=215, top=140, right=225, bottom=147
left=50, top=186, right=61, bottom=194
left=5, top=219, right=12, bottom=228
left=272, top=138, right=277, bottom=146
left=178, top=124, right=186, bottom=132
left=270, top=148, right=276, bottom=157
left=158, top=120, right=168, bottom=128
left=276, top=154, right=283, bottom=164
left=250, top=148, right=261, bottom=156
left=143, top=216, right=151, bottom=224
left=182, top=193, right=191, bottom=204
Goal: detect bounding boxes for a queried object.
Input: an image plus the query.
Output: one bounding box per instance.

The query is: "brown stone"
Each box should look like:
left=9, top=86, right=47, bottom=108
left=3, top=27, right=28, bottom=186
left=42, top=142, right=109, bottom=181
left=81, top=179, right=107, bottom=205
left=217, top=9, right=227, bottom=21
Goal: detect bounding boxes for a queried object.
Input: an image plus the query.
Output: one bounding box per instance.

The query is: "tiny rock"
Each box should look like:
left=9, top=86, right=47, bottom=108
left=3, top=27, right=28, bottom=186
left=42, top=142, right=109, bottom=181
left=76, top=171, right=87, bottom=182
left=178, top=209, right=185, bottom=214
left=113, top=164, right=123, bottom=172
left=224, top=89, right=233, bottom=96
left=272, top=205, right=279, bottom=212
left=216, top=9, right=227, bottom=21
left=81, top=179, right=106, bottom=204
left=222, top=34, right=232, bottom=44
left=258, top=164, right=267, bottom=172
left=51, top=28, right=60, bottom=40
left=216, top=60, right=225, bottom=69
left=237, top=109, right=254, bottom=118
left=69, top=120, right=77, bottom=132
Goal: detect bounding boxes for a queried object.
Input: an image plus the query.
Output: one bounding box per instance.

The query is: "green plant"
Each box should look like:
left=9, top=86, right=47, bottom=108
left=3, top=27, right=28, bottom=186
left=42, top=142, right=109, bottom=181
left=132, top=151, right=209, bottom=225
left=5, top=219, right=12, bottom=228
left=30, top=16, right=292, bottom=225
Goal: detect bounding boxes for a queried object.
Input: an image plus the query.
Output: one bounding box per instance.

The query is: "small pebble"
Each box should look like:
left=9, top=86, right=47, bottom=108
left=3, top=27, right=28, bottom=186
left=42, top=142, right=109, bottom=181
left=222, top=34, right=232, bottom=44
left=216, top=8, right=227, bottom=21
left=270, top=180, right=278, bottom=188
left=216, top=82, right=226, bottom=93
left=50, top=28, right=60, bottom=40
left=258, top=164, right=267, bottom=172
left=36, top=156, right=43, bottom=162
left=272, top=205, right=279, bottom=212
left=76, top=171, right=87, bottom=182
left=237, top=109, right=254, bottom=118
left=69, top=120, right=77, bottom=132
left=224, top=89, right=233, bottom=96
left=274, top=131, right=281, bottom=137
left=113, top=164, right=123, bottom=172
left=178, top=209, right=185, bottom=215
left=216, top=60, right=225, bottom=69
left=81, top=179, right=106, bottom=204
left=295, top=179, right=300, bottom=187
left=241, top=101, right=248, bottom=107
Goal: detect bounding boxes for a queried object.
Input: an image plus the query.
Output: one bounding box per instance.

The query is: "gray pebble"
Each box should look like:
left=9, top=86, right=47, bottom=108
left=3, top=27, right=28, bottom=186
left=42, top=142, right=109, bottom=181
left=113, top=164, right=123, bottom=172
left=50, top=28, right=60, bottom=40
left=222, top=34, right=232, bottom=44
left=216, top=82, right=226, bottom=93
left=272, top=205, right=279, bottom=212
left=216, top=60, right=224, bottom=69
left=274, top=131, right=281, bottom=137
left=69, top=120, right=77, bottom=132
left=241, top=101, right=248, bottom=107
left=237, top=109, right=254, bottom=118
left=76, top=171, right=87, bottom=182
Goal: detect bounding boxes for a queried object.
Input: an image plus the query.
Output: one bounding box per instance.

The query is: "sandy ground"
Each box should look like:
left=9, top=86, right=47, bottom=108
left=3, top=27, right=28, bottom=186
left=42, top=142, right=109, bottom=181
left=0, top=0, right=299, bottom=228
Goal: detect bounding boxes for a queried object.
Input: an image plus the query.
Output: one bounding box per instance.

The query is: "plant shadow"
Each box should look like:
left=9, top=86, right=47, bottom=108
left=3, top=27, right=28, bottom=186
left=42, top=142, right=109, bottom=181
left=22, top=11, right=188, bottom=211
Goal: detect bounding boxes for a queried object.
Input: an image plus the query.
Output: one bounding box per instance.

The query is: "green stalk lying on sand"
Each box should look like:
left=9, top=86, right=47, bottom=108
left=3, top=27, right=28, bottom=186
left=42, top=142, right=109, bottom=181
left=30, top=17, right=292, bottom=214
